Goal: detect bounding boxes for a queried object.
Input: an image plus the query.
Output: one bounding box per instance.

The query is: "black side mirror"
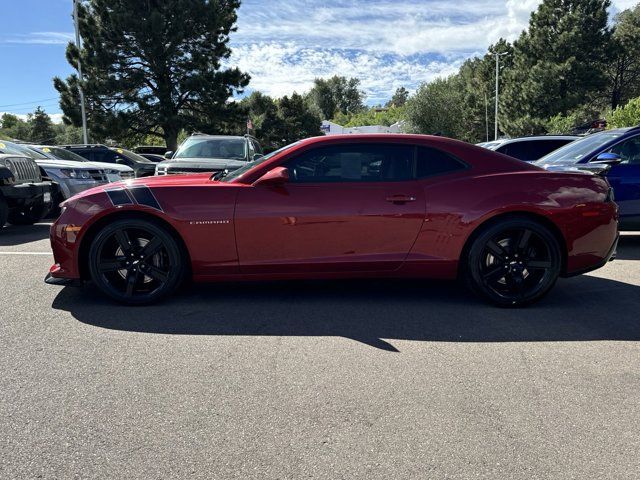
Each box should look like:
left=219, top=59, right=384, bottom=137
left=253, top=153, right=263, bottom=161
left=164, top=151, right=173, bottom=159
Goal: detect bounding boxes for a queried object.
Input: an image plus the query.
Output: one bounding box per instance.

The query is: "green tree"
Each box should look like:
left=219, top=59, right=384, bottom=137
left=404, top=76, right=466, bottom=139
left=386, top=87, right=409, bottom=107
left=606, top=5, right=640, bottom=109
left=609, top=96, right=640, bottom=128
left=502, top=0, right=612, bottom=136
left=54, top=0, right=249, bottom=150
left=28, top=106, right=56, bottom=143
left=278, top=93, right=323, bottom=145
left=241, top=91, right=322, bottom=151
left=306, top=76, right=365, bottom=119
left=1, top=113, right=20, bottom=130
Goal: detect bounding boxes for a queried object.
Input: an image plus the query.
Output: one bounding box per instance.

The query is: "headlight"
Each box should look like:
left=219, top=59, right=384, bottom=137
left=57, top=168, right=93, bottom=179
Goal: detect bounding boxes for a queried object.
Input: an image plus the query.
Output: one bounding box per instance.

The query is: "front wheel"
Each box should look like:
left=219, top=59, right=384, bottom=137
left=465, top=218, right=562, bottom=307
left=88, top=219, right=186, bottom=304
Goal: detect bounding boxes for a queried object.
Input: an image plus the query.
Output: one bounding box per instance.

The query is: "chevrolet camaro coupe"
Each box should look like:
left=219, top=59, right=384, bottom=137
left=46, top=134, right=619, bottom=306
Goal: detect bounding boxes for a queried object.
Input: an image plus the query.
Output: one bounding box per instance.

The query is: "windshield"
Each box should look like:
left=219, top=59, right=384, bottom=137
left=537, top=131, right=626, bottom=164
left=174, top=137, right=247, bottom=161
left=111, top=148, right=153, bottom=163
left=46, top=147, right=89, bottom=162
left=0, top=141, right=47, bottom=159
left=221, top=142, right=301, bottom=182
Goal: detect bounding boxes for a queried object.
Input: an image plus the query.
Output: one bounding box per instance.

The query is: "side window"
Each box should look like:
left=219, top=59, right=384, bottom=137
left=286, top=144, right=413, bottom=183
left=90, top=150, right=118, bottom=163
left=416, top=146, right=467, bottom=177
left=609, top=136, right=640, bottom=165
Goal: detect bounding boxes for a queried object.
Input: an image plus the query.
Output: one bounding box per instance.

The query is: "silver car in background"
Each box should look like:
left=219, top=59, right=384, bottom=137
left=28, top=145, right=135, bottom=182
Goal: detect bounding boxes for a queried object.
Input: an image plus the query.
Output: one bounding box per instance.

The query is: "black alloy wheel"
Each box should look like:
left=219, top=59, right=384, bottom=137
left=88, top=219, right=186, bottom=304
left=466, top=218, right=562, bottom=306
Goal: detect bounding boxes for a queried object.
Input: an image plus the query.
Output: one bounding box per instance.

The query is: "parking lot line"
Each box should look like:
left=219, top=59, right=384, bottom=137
left=0, top=252, right=52, bottom=255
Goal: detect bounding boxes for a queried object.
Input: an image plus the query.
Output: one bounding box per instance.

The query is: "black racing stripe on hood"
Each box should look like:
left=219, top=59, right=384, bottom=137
left=106, top=188, right=133, bottom=206
left=128, top=185, right=162, bottom=211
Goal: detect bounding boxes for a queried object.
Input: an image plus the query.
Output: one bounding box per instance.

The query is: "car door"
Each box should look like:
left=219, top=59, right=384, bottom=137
left=603, top=135, right=640, bottom=224
left=234, top=142, right=426, bottom=274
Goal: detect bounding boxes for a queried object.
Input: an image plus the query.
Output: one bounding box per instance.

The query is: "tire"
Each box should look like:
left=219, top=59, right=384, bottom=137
left=88, top=218, right=186, bottom=305
left=7, top=201, right=48, bottom=225
left=464, top=217, right=562, bottom=307
left=0, top=196, right=8, bottom=229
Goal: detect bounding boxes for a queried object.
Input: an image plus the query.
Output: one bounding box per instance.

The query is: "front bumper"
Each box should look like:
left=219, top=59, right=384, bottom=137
left=0, top=181, right=53, bottom=201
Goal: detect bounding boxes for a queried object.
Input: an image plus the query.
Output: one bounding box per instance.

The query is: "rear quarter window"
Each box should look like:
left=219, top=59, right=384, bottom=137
left=416, top=146, right=467, bottom=178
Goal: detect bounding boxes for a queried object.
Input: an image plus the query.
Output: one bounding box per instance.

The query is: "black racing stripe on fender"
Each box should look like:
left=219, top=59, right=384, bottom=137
left=106, top=188, right=133, bottom=206
left=128, top=185, right=162, bottom=211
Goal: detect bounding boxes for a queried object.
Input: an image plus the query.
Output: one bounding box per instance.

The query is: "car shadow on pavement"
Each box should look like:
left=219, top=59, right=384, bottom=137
left=52, top=274, right=640, bottom=351
left=0, top=223, right=51, bottom=246
left=616, top=233, right=640, bottom=261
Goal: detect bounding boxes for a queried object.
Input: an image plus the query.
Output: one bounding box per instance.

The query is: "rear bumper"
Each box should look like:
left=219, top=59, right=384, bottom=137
left=562, top=232, right=619, bottom=277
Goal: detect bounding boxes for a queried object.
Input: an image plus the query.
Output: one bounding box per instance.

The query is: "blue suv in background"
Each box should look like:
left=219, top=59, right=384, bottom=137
left=535, top=125, right=640, bottom=230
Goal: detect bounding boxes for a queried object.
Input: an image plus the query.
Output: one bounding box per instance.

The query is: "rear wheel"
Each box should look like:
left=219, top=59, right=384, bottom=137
left=8, top=201, right=48, bottom=225
left=465, top=218, right=562, bottom=307
left=88, top=219, right=186, bottom=305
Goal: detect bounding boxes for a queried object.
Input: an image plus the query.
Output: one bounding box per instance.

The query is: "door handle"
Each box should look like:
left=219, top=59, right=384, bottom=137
left=385, top=194, right=417, bottom=204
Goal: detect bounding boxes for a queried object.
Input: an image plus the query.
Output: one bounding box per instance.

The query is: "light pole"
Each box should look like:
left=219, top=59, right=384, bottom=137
left=491, top=51, right=509, bottom=141
left=73, top=0, right=89, bottom=144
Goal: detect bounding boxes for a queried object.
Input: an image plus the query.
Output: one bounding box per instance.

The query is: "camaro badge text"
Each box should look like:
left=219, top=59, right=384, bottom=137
left=189, top=220, right=230, bottom=225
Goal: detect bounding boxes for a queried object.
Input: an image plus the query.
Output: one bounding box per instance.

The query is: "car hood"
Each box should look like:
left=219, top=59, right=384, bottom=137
left=35, top=159, right=106, bottom=170
left=64, top=173, right=234, bottom=206
left=157, top=158, right=248, bottom=170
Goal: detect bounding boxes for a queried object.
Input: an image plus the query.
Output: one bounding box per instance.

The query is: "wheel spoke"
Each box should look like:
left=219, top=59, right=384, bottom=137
left=486, top=240, right=507, bottom=261
left=145, top=265, right=168, bottom=283
left=517, top=229, right=532, bottom=252
left=140, top=237, right=163, bottom=260
left=527, top=260, right=552, bottom=269
left=124, top=270, right=139, bottom=297
left=114, top=229, right=133, bottom=255
left=482, top=265, right=505, bottom=283
left=98, top=258, right=127, bottom=273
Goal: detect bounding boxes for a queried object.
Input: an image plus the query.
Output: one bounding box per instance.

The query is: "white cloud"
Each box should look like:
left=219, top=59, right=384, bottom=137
left=0, top=31, right=74, bottom=45
left=229, top=0, right=638, bottom=104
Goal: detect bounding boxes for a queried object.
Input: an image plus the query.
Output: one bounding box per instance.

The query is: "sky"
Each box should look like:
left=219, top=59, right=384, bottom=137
left=1, top=0, right=638, bottom=122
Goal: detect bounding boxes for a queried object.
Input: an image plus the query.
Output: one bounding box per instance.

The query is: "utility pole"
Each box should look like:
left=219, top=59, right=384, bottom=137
left=491, top=51, right=509, bottom=141
left=73, top=0, right=89, bottom=144
left=485, top=92, right=489, bottom=142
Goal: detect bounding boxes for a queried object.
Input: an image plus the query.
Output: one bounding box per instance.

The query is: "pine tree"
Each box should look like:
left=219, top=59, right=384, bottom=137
left=53, top=0, right=249, bottom=150
left=501, top=0, right=612, bottom=135
left=28, top=107, right=55, bottom=143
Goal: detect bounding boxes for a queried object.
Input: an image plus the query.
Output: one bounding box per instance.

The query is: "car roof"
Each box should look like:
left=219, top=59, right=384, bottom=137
left=496, top=135, right=580, bottom=145
left=187, top=135, right=247, bottom=140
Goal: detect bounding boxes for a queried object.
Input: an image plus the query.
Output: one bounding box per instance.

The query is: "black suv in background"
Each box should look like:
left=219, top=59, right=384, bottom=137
left=0, top=153, right=53, bottom=227
left=155, top=134, right=263, bottom=176
left=60, top=145, right=156, bottom=177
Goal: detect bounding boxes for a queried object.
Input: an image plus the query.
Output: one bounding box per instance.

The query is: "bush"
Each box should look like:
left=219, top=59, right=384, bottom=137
left=609, top=97, right=640, bottom=128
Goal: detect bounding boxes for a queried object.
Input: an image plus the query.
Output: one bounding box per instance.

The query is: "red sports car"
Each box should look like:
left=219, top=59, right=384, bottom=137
left=47, top=134, right=619, bottom=306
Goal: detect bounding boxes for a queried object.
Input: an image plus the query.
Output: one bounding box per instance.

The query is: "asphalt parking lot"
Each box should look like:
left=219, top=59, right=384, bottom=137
left=1, top=222, right=639, bottom=479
